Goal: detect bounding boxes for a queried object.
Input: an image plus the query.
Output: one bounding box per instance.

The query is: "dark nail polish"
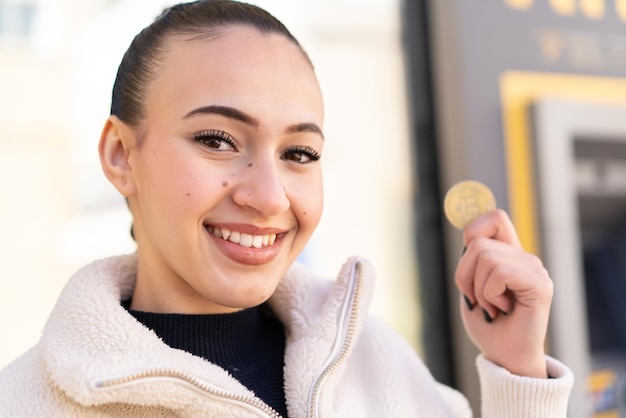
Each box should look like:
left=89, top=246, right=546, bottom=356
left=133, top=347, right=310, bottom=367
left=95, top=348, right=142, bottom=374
left=482, top=309, right=493, bottom=323
left=463, top=295, right=474, bottom=311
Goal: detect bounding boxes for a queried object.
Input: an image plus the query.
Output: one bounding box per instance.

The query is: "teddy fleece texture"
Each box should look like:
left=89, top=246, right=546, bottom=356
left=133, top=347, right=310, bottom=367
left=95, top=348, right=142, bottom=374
left=0, top=254, right=573, bottom=417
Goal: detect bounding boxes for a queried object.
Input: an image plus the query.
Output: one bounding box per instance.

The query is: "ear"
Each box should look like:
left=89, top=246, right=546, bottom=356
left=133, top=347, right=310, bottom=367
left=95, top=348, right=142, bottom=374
left=98, top=115, right=137, bottom=197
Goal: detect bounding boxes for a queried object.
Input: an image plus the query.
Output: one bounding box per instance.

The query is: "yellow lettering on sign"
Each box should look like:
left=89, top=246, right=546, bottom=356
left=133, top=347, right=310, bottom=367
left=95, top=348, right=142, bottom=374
left=549, top=0, right=577, bottom=16
left=504, top=0, right=534, bottom=9
left=503, top=0, right=625, bottom=22
left=617, top=0, right=626, bottom=22
left=580, top=0, right=605, bottom=19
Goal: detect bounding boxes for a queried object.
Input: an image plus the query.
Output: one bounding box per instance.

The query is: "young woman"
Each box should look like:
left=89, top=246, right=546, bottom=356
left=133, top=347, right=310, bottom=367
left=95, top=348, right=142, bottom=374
left=0, top=1, right=573, bottom=416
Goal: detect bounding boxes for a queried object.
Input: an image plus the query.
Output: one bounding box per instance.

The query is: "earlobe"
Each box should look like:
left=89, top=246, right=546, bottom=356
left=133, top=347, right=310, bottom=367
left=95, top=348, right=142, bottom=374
left=99, top=116, right=137, bottom=197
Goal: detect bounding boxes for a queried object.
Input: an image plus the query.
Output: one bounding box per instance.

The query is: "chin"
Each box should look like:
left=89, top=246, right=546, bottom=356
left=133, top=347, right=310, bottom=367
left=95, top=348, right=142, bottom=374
left=220, top=285, right=277, bottom=309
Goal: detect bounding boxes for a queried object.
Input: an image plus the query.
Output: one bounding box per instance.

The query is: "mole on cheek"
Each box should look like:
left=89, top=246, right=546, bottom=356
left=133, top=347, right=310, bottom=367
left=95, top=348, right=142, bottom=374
left=247, top=163, right=253, bottom=167
left=222, top=181, right=229, bottom=187
left=186, top=193, right=191, bottom=197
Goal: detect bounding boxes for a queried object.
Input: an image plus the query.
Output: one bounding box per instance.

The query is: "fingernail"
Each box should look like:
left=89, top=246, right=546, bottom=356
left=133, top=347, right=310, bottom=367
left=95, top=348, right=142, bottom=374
left=463, top=295, right=475, bottom=311
left=482, top=309, right=493, bottom=323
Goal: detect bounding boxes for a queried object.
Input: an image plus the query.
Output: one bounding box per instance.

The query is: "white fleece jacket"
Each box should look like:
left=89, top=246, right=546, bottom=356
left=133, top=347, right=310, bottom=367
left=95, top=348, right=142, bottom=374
left=0, top=254, right=573, bottom=417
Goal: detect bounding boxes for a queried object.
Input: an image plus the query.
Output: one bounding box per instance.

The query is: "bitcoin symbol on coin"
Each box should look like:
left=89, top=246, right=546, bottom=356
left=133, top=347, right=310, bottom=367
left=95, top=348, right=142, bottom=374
left=444, top=180, right=497, bottom=230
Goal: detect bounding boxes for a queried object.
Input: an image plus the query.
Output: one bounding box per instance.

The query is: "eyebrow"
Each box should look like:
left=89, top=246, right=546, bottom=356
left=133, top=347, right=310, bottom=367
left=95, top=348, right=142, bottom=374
left=286, top=122, right=324, bottom=139
left=183, top=105, right=324, bottom=139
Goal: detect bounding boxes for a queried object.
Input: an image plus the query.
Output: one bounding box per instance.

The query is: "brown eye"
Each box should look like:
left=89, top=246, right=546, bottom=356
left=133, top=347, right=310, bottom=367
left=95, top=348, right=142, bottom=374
left=282, top=146, right=321, bottom=164
left=194, top=130, right=237, bottom=151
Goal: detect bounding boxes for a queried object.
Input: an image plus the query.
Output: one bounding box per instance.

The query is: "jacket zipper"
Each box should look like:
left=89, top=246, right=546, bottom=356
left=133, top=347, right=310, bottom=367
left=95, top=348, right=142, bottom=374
left=95, top=260, right=363, bottom=418
left=307, top=260, right=363, bottom=418
left=94, top=369, right=282, bottom=417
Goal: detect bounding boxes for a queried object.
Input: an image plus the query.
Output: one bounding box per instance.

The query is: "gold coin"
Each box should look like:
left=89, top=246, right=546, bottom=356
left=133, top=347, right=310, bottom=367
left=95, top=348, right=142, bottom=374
left=444, top=180, right=496, bottom=230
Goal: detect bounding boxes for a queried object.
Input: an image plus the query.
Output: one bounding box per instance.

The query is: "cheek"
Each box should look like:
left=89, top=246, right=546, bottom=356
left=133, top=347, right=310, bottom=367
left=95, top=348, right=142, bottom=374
left=292, top=176, right=323, bottom=231
left=142, top=153, right=224, bottom=212
left=176, top=171, right=226, bottom=209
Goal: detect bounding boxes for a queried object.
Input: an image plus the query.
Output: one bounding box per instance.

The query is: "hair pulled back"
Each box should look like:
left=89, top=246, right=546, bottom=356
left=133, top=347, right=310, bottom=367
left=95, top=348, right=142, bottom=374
left=111, top=0, right=305, bottom=129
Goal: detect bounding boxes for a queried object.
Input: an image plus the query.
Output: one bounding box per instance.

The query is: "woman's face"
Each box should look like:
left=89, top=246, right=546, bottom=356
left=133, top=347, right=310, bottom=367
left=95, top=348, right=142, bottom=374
left=123, top=26, right=324, bottom=313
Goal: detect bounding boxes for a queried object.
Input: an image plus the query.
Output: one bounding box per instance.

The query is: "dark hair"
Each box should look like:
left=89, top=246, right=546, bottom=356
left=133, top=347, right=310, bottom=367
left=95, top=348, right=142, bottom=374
left=110, top=0, right=308, bottom=130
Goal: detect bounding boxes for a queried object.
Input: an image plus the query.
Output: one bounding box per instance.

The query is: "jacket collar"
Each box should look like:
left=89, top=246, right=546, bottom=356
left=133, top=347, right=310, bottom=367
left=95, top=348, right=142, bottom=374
left=270, top=258, right=374, bottom=417
left=38, top=254, right=374, bottom=415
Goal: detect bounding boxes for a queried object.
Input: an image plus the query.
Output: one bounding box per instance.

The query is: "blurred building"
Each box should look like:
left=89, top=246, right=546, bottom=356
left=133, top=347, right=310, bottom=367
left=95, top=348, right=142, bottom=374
left=403, top=0, right=626, bottom=416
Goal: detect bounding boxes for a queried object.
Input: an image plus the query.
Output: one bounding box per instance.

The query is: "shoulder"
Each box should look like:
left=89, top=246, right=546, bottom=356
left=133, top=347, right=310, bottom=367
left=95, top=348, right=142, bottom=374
left=356, top=316, right=432, bottom=377
left=1, top=347, right=41, bottom=393
left=340, top=317, right=472, bottom=416
left=0, top=346, right=61, bottom=416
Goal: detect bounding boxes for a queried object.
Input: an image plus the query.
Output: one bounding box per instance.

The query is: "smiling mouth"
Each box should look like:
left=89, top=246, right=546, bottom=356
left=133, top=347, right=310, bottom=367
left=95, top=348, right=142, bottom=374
left=209, top=227, right=277, bottom=249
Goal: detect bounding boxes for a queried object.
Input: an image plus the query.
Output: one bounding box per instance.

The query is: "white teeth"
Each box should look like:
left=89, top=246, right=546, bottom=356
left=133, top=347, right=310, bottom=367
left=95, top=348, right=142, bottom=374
left=211, top=227, right=277, bottom=249
left=239, top=233, right=253, bottom=248
left=229, top=231, right=241, bottom=244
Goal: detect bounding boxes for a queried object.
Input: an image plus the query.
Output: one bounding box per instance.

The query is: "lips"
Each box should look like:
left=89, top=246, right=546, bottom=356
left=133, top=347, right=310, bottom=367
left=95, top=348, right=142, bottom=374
left=204, top=224, right=284, bottom=265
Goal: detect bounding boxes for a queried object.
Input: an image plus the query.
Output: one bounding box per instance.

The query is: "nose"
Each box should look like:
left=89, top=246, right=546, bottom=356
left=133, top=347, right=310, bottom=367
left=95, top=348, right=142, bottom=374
left=232, top=156, right=290, bottom=216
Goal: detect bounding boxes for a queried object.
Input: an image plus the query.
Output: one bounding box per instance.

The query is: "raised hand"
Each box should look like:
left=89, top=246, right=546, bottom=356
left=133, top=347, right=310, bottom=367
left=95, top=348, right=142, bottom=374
left=455, top=209, right=553, bottom=378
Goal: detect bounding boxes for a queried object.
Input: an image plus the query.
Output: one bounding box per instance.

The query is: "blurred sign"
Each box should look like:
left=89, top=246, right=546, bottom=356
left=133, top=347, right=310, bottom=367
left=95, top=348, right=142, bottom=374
left=429, top=1, right=626, bottom=416
left=431, top=0, right=626, bottom=250
left=589, top=369, right=620, bottom=417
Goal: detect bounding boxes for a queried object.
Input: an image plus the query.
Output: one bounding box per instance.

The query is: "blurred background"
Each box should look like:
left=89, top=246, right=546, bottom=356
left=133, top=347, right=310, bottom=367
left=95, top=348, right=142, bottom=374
left=2, top=0, right=626, bottom=417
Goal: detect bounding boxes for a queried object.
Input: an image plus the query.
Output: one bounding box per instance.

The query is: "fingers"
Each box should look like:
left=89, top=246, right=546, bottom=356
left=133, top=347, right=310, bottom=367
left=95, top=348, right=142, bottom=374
left=462, top=208, right=522, bottom=249
left=455, top=209, right=553, bottom=320
left=456, top=244, right=553, bottom=317
left=456, top=239, right=517, bottom=318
